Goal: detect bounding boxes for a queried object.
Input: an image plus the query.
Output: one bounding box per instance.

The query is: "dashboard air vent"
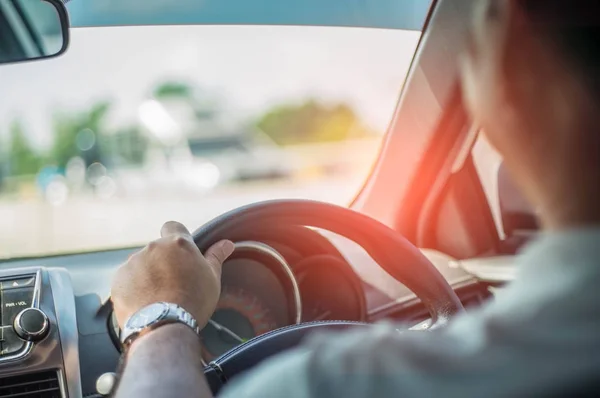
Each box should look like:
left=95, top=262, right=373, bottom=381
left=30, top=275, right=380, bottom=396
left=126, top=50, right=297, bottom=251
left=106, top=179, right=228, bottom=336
left=0, top=371, right=61, bottom=398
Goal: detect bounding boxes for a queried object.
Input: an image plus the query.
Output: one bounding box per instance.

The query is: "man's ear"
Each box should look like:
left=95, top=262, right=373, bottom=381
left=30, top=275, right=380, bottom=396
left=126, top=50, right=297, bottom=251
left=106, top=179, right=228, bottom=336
left=506, top=0, right=537, bottom=28
left=489, top=0, right=531, bottom=65
left=469, top=0, right=517, bottom=67
left=499, top=0, right=529, bottom=29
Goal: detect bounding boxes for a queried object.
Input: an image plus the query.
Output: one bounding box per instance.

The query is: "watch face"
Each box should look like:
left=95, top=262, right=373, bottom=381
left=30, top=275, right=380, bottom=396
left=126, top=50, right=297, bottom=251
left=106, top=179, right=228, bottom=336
left=126, top=303, right=168, bottom=329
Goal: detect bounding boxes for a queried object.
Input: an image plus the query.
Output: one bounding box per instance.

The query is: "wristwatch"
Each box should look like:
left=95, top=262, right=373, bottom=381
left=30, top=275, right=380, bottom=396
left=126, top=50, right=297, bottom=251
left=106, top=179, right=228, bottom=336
left=120, top=302, right=200, bottom=348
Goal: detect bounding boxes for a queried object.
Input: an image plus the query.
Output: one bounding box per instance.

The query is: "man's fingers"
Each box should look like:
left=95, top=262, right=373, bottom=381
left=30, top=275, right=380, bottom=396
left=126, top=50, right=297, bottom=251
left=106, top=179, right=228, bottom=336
left=161, top=221, right=191, bottom=239
left=204, top=240, right=235, bottom=271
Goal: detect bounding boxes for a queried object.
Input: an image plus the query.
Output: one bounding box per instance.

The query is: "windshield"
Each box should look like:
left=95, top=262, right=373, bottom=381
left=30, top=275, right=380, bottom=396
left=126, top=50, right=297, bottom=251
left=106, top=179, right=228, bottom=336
left=0, top=24, right=421, bottom=259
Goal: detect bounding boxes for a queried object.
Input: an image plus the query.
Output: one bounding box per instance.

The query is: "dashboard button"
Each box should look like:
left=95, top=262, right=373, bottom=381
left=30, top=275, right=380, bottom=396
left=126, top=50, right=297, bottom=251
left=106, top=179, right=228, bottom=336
left=96, top=372, right=117, bottom=396
left=1, top=276, right=35, bottom=290
left=0, top=326, right=26, bottom=356
left=2, top=288, right=34, bottom=325
left=13, top=308, right=49, bottom=342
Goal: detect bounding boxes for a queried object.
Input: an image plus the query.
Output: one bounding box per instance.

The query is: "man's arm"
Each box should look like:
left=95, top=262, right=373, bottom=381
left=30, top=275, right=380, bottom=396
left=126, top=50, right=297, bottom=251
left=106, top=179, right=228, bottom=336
left=110, top=221, right=234, bottom=398
left=114, top=324, right=213, bottom=398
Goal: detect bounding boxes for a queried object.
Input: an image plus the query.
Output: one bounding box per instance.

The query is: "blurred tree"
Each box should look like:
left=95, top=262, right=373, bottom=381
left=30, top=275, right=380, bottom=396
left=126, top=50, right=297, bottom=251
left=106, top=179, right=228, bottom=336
left=112, top=126, right=148, bottom=165
left=153, top=80, right=219, bottom=120
left=153, top=81, right=194, bottom=99
left=7, top=121, right=42, bottom=176
left=51, top=101, right=111, bottom=168
left=256, top=100, right=376, bottom=146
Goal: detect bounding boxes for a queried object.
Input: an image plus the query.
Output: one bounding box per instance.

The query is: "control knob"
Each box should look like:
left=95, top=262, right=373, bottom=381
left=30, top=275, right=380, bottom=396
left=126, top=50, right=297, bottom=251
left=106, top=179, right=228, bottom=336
left=13, top=308, right=49, bottom=342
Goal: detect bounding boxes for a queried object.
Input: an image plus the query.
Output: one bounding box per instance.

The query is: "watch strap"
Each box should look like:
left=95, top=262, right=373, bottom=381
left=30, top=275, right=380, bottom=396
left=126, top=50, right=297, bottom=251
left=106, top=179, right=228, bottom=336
left=120, top=303, right=200, bottom=348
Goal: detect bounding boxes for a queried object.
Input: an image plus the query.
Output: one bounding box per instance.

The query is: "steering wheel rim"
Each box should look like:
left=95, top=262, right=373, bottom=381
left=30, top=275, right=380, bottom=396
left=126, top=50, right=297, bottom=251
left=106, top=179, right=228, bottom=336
left=194, top=199, right=463, bottom=324
left=194, top=200, right=463, bottom=394
left=203, top=320, right=370, bottom=394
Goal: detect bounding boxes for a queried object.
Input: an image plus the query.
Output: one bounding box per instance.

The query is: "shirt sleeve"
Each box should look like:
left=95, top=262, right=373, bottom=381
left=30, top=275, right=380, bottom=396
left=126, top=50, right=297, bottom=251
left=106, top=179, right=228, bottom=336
left=217, top=347, right=315, bottom=398
left=217, top=320, right=498, bottom=398
left=217, top=310, right=593, bottom=398
left=218, top=229, right=600, bottom=398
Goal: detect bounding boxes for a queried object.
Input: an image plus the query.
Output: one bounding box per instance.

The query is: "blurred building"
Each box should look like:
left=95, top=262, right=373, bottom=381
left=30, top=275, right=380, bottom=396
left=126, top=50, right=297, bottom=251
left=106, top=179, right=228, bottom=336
left=138, top=81, right=293, bottom=185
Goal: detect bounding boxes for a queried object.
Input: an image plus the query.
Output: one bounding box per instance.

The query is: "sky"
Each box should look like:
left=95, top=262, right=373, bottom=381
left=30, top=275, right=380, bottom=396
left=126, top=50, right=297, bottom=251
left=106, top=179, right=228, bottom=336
left=0, top=25, right=420, bottom=149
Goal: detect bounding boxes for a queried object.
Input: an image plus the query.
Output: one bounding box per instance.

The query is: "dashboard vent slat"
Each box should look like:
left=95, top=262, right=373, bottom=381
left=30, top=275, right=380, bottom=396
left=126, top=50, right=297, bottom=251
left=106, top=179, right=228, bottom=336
left=0, top=371, right=61, bottom=398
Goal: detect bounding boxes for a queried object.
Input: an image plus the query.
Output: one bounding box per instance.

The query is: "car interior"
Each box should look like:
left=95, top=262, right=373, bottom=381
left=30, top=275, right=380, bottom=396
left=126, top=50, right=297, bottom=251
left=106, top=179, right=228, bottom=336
left=0, top=0, right=541, bottom=397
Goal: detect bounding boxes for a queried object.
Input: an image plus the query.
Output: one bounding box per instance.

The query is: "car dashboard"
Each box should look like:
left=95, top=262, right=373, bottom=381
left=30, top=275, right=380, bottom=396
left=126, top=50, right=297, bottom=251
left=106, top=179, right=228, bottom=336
left=0, top=230, right=505, bottom=397
left=0, top=268, right=78, bottom=397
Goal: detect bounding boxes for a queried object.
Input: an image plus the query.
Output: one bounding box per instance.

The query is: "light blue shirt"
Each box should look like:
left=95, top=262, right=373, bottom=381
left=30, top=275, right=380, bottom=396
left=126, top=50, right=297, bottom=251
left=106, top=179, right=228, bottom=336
left=220, top=230, right=600, bottom=397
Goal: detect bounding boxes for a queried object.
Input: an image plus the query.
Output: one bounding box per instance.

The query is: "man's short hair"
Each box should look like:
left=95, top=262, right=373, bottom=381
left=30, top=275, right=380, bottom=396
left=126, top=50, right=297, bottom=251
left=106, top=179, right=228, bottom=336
left=521, top=0, right=599, bottom=94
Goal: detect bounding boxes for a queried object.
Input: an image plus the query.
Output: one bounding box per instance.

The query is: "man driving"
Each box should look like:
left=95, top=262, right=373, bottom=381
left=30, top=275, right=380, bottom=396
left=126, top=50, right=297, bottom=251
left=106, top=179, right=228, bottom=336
left=111, top=1, right=600, bottom=397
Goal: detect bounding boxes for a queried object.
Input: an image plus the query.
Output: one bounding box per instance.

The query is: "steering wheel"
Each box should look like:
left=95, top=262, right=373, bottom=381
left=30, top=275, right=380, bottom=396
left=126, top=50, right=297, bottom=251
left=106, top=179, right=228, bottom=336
left=194, top=200, right=463, bottom=394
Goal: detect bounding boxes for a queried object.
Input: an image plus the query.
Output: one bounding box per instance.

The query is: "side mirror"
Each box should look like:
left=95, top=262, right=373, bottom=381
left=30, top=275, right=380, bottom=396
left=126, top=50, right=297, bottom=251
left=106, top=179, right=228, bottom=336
left=498, top=162, right=539, bottom=237
left=0, top=0, right=69, bottom=65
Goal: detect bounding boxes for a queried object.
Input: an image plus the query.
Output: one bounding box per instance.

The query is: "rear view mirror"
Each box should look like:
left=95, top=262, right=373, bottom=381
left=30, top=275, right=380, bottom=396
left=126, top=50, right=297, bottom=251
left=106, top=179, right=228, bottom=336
left=0, top=0, right=69, bottom=65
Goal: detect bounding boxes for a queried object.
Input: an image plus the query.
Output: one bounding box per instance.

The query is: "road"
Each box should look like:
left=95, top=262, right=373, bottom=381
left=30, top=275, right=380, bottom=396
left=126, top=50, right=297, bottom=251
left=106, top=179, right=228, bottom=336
left=1, top=136, right=504, bottom=259
left=1, top=175, right=468, bottom=303
left=1, top=176, right=362, bottom=259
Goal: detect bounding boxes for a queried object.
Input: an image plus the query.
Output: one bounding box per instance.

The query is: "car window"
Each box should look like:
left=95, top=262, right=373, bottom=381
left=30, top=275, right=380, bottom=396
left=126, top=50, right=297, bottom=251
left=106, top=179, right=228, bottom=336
left=474, top=134, right=541, bottom=253
left=0, top=25, right=421, bottom=259
left=472, top=135, right=504, bottom=238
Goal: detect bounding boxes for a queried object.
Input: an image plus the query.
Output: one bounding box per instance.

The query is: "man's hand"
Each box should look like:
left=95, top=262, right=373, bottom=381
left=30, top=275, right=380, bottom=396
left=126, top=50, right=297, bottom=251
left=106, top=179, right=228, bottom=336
left=111, top=221, right=235, bottom=329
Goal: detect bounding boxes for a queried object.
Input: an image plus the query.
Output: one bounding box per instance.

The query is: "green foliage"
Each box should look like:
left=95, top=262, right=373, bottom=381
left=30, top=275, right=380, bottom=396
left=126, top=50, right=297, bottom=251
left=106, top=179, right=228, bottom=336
left=7, top=121, right=42, bottom=176
left=3, top=95, right=375, bottom=183
left=256, top=100, right=375, bottom=146
left=3, top=100, right=148, bottom=180
left=152, top=80, right=218, bottom=120
left=153, top=81, right=193, bottom=99
left=51, top=101, right=112, bottom=168
left=112, top=126, right=148, bottom=165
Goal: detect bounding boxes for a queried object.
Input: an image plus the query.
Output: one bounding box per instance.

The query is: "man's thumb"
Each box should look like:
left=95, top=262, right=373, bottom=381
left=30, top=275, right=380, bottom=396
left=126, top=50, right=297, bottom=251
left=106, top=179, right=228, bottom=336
left=204, top=240, right=235, bottom=269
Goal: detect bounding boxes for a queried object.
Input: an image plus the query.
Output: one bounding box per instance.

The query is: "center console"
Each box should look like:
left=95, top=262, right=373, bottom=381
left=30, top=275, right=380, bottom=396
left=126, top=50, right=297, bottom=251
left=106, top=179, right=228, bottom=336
left=0, top=267, right=81, bottom=398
